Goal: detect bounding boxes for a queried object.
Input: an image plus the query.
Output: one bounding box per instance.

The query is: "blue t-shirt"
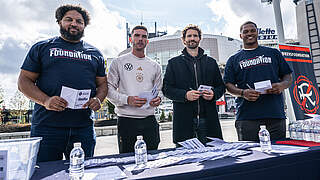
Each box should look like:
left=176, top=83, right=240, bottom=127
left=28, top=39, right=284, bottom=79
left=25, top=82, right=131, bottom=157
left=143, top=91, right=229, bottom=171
left=224, top=46, right=292, bottom=121
left=21, top=37, right=106, bottom=127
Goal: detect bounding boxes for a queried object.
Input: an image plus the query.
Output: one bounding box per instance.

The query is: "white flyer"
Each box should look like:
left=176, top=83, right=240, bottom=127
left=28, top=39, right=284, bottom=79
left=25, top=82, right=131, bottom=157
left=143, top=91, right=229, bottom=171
left=178, top=138, right=205, bottom=149
left=85, top=166, right=127, bottom=180
left=198, top=85, right=212, bottom=92
left=254, top=80, right=272, bottom=94
left=138, top=84, right=159, bottom=109
left=60, top=86, right=91, bottom=109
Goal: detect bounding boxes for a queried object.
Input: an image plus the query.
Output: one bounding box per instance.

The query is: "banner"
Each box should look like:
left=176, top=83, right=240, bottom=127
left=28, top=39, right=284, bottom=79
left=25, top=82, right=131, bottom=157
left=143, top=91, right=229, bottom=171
left=279, top=44, right=320, bottom=120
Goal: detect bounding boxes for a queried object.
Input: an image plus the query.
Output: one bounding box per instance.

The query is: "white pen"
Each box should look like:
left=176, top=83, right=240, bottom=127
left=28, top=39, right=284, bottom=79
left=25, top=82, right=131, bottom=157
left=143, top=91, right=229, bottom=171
left=246, top=83, right=253, bottom=89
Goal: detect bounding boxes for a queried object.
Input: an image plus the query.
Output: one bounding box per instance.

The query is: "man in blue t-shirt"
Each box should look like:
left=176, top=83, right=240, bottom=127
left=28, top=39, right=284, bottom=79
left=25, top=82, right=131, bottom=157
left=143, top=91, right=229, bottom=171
left=18, top=5, right=107, bottom=162
left=224, top=21, right=292, bottom=141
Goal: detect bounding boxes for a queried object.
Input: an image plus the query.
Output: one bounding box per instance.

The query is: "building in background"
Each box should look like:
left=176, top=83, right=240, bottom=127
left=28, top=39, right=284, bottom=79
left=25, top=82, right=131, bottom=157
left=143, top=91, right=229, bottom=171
left=295, top=0, right=320, bottom=86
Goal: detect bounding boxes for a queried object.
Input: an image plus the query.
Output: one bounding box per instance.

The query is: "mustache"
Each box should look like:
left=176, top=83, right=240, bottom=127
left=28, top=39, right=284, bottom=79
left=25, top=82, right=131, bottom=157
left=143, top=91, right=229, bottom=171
left=68, top=26, right=79, bottom=31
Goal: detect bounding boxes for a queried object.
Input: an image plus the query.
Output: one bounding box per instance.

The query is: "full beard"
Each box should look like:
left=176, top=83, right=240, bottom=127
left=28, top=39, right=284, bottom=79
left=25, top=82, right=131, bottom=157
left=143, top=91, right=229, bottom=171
left=60, top=26, right=84, bottom=42
left=186, top=41, right=199, bottom=49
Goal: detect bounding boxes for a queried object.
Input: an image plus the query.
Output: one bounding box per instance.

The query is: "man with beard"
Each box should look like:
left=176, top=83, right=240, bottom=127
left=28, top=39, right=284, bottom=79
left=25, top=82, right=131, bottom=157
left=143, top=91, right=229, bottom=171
left=107, top=25, right=162, bottom=153
left=162, top=24, right=225, bottom=145
left=224, top=21, right=292, bottom=141
left=18, top=4, right=107, bottom=162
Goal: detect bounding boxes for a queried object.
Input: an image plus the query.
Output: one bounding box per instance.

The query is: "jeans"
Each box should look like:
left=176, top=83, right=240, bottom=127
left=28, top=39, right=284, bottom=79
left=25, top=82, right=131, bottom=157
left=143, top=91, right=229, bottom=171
left=31, top=125, right=96, bottom=162
left=193, top=117, right=208, bottom=145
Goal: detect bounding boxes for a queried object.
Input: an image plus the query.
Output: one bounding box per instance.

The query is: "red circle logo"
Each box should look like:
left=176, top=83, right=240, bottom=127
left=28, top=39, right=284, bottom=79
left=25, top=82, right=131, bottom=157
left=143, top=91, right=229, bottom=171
left=293, top=75, right=319, bottom=114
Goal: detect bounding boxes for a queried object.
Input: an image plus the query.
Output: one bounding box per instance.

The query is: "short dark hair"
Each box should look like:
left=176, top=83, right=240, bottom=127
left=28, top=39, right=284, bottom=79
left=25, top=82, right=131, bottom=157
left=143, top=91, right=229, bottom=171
left=240, top=21, right=257, bottom=32
left=182, top=24, right=202, bottom=40
left=131, top=25, right=148, bottom=35
left=55, top=4, right=90, bottom=26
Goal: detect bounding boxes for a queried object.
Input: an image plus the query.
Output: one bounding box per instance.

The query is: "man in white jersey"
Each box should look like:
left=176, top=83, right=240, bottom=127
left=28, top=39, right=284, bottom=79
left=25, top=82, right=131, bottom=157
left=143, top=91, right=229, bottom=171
left=107, top=25, right=162, bottom=153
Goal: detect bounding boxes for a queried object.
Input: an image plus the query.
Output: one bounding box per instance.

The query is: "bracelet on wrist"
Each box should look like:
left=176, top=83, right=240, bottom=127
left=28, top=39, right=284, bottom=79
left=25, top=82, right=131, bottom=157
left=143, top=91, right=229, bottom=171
left=240, top=89, right=244, bottom=97
left=93, top=97, right=101, bottom=104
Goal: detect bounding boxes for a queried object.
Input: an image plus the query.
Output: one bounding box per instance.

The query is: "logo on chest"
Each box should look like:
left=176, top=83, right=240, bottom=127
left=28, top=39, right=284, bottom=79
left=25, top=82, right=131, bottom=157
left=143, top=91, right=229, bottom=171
left=136, top=72, right=144, bottom=82
left=124, top=63, right=133, bottom=71
left=239, top=55, right=272, bottom=69
left=49, top=48, right=92, bottom=61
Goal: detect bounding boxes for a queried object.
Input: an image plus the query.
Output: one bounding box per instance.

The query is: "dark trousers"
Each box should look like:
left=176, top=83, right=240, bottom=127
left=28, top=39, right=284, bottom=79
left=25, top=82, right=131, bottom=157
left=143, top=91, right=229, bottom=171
left=235, top=118, right=286, bottom=141
left=31, top=125, right=96, bottom=162
left=193, top=117, right=208, bottom=145
left=117, top=115, right=160, bottom=153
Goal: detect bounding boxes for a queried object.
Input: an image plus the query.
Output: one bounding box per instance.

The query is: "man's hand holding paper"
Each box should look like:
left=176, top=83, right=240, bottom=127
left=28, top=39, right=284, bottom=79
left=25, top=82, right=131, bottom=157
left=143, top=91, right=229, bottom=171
left=150, top=96, right=161, bottom=107
left=83, top=97, right=102, bottom=111
left=197, top=85, right=214, bottom=101
left=138, top=84, right=160, bottom=108
left=266, top=82, right=286, bottom=94
left=127, top=96, right=147, bottom=107
left=253, top=80, right=272, bottom=94
left=60, top=86, right=91, bottom=109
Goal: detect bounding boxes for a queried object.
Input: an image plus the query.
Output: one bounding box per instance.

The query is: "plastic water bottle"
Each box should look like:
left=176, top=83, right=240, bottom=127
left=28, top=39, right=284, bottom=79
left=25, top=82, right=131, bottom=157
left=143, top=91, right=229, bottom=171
left=134, top=135, right=148, bottom=167
left=303, top=120, right=312, bottom=141
left=309, top=120, right=315, bottom=142
left=69, top=142, right=85, bottom=180
left=258, top=125, right=272, bottom=152
left=288, top=121, right=297, bottom=139
left=296, top=120, right=304, bottom=140
left=313, top=121, right=320, bottom=142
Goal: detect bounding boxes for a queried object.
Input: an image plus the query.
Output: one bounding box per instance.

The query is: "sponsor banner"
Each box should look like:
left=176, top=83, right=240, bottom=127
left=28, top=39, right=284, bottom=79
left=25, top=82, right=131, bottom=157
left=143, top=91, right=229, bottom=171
left=258, top=28, right=277, bottom=40
left=279, top=44, right=320, bottom=119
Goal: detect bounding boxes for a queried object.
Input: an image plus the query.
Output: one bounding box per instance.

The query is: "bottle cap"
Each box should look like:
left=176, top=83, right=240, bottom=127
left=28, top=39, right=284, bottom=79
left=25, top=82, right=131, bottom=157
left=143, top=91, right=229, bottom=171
left=260, top=125, right=266, bottom=129
left=74, top=142, right=81, bottom=147
left=137, top=135, right=143, bottom=140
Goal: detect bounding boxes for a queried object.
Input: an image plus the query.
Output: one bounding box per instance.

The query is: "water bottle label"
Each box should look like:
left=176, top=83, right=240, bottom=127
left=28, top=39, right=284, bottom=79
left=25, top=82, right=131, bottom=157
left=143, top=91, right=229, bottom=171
left=260, top=136, right=269, bottom=142
left=72, top=157, right=84, bottom=166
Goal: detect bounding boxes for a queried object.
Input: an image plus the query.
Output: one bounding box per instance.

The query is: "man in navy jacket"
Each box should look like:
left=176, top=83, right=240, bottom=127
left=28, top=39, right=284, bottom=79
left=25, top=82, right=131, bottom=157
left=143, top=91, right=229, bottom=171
left=162, top=24, right=225, bottom=145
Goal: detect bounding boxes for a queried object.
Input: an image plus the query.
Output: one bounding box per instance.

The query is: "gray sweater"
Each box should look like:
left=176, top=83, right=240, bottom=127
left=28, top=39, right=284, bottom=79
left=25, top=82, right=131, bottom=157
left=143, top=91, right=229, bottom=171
left=107, top=52, right=162, bottom=118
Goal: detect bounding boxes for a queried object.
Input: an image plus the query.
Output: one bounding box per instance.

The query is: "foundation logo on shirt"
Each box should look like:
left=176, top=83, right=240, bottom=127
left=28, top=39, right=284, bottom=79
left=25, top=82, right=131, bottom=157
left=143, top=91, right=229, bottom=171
left=124, top=63, right=133, bottom=71
left=293, top=75, right=319, bottom=114
left=239, top=55, right=272, bottom=69
left=49, top=48, right=92, bottom=61
left=136, top=72, right=144, bottom=82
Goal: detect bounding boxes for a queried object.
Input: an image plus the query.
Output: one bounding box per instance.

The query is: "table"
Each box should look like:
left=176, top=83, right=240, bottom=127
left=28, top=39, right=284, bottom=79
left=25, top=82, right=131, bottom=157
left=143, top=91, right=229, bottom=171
left=31, top=146, right=320, bottom=180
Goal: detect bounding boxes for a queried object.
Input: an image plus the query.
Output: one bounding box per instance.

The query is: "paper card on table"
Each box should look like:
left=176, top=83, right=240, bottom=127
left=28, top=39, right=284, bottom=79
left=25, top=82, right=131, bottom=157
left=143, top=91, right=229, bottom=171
left=139, top=84, right=159, bottom=109
left=251, top=145, right=308, bottom=154
left=85, top=165, right=127, bottom=180
left=305, top=114, right=320, bottom=121
left=178, top=138, right=205, bottom=149
left=60, top=86, right=91, bottom=109
left=198, top=85, right=212, bottom=92
left=254, top=80, right=272, bottom=94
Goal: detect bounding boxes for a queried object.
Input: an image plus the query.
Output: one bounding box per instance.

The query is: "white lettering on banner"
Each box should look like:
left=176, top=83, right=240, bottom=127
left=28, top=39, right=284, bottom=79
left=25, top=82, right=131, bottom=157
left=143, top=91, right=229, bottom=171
left=281, top=52, right=310, bottom=58
left=49, top=48, right=92, bottom=61
left=239, top=55, right=272, bottom=69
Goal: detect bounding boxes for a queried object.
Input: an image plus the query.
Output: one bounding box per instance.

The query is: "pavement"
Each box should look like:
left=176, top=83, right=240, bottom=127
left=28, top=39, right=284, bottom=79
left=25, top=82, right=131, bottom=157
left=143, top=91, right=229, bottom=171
left=94, top=118, right=237, bottom=156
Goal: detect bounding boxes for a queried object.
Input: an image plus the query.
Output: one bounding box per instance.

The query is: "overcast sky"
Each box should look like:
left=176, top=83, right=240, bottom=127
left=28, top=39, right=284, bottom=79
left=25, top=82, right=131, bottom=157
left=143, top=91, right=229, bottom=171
left=0, top=0, right=297, bottom=106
